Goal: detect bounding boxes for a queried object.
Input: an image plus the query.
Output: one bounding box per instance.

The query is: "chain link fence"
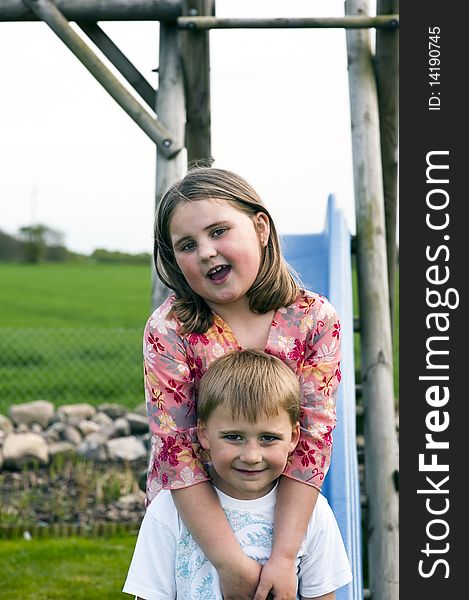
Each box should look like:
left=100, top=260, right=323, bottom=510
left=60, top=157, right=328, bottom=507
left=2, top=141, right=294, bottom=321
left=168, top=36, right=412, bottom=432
left=0, top=327, right=144, bottom=415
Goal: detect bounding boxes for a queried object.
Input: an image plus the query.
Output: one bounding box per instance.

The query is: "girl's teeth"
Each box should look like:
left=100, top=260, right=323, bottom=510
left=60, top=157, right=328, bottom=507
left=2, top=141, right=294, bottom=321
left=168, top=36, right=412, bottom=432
left=208, top=265, right=230, bottom=280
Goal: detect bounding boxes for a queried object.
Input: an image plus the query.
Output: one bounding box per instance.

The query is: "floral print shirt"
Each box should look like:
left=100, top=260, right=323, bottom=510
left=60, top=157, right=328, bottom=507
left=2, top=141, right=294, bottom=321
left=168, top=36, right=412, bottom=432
left=143, top=290, right=342, bottom=504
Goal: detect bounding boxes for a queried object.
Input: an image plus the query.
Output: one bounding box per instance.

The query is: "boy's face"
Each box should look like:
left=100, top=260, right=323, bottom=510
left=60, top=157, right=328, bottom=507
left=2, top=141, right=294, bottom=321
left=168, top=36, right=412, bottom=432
left=198, top=405, right=300, bottom=500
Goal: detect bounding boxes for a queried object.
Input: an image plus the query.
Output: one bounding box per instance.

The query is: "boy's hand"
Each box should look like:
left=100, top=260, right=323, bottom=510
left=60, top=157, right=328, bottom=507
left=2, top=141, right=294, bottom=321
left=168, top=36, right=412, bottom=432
left=217, top=552, right=262, bottom=600
left=253, top=555, right=297, bottom=600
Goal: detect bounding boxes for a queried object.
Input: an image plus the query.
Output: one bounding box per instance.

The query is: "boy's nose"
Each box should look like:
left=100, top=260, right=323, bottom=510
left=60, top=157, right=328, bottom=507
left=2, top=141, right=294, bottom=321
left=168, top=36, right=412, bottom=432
left=240, top=443, right=263, bottom=465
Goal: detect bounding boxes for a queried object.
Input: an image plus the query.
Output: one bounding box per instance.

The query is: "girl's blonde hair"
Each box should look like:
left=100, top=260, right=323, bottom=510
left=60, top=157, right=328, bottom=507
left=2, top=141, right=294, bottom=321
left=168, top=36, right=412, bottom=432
left=154, top=167, right=301, bottom=333
left=197, top=349, right=301, bottom=424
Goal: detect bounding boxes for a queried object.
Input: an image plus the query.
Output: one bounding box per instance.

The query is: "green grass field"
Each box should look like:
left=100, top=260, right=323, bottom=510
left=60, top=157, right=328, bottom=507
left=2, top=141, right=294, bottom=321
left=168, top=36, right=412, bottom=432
left=0, top=261, right=399, bottom=414
left=1, top=534, right=136, bottom=599
left=0, top=263, right=151, bottom=327
left=0, top=263, right=152, bottom=414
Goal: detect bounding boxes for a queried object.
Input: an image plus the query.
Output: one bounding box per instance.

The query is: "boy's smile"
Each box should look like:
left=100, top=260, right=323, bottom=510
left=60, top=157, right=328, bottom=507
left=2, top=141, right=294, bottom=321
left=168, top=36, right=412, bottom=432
left=197, top=405, right=300, bottom=500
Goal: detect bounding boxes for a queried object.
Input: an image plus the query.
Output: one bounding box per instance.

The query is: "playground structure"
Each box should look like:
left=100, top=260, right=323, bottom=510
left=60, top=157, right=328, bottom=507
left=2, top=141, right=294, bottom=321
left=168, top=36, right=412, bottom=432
left=283, top=195, right=362, bottom=600
left=1, top=2, right=399, bottom=599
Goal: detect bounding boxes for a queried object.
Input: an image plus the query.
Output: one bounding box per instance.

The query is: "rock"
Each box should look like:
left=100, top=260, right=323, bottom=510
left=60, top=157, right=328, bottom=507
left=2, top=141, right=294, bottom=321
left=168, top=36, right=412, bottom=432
left=63, top=425, right=82, bottom=445
left=77, top=432, right=108, bottom=461
left=115, top=491, right=146, bottom=511
left=3, top=432, right=49, bottom=468
left=43, top=422, right=65, bottom=443
left=9, top=400, right=55, bottom=429
left=77, top=419, right=101, bottom=436
left=0, top=414, right=14, bottom=434
left=126, top=413, right=149, bottom=435
left=97, top=403, right=127, bottom=420
left=107, top=436, right=147, bottom=462
left=113, top=417, right=131, bottom=438
left=49, top=441, right=77, bottom=460
left=57, top=403, right=96, bottom=422
left=91, top=411, right=113, bottom=427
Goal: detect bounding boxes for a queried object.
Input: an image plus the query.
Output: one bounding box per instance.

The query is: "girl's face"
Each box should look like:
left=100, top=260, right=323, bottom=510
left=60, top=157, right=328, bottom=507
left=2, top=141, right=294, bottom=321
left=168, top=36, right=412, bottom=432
left=169, top=198, right=270, bottom=313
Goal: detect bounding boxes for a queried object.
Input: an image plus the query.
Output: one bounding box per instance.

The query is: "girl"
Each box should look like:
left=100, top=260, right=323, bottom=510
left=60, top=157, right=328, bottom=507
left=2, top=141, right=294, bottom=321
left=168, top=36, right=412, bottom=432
left=144, top=167, right=342, bottom=600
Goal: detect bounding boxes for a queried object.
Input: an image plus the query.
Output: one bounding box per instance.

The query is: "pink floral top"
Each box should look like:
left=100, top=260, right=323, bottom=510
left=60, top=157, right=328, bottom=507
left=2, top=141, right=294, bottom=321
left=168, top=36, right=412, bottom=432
left=143, top=290, right=342, bottom=504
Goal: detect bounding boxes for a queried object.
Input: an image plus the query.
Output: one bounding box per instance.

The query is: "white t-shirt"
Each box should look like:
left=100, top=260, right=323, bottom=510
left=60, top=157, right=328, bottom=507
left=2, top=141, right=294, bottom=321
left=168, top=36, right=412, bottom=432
left=123, top=484, right=352, bottom=600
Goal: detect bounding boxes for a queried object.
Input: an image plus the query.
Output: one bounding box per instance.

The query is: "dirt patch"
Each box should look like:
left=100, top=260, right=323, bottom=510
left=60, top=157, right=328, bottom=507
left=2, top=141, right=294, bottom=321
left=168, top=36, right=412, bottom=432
left=0, top=456, right=147, bottom=536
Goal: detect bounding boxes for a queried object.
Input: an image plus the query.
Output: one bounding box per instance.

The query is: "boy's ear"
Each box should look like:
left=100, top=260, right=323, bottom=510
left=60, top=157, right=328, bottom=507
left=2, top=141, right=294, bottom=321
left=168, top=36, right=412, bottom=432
left=197, top=420, right=210, bottom=450
left=289, top=422, right=301, bottom=453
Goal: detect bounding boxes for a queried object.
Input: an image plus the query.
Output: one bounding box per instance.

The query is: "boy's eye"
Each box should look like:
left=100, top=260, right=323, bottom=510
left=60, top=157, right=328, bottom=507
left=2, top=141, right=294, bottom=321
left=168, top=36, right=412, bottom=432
left=260, top=435, right=280, bottom=443
left=223, top=434, right=242, bottom=442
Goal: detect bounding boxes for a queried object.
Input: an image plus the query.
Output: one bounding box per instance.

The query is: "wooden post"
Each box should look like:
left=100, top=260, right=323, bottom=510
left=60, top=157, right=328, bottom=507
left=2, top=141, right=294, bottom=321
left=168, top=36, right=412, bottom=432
left=345, top=1, right=399, bottom=599
left=151, top=20, right=187, bottom=309
left=22, top=0, right=181, bottom=158
left=375, top=0, right=399, bottom=331
left=0, top=0, right=184, bottom=22
left=177, top=15, right=399, bottom=30
left=181, top=0, right=214, bottom=166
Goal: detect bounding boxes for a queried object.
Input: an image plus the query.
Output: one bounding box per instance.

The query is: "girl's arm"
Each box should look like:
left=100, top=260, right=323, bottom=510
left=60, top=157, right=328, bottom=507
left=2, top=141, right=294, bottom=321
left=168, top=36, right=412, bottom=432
left=254, top=477, right=319, bottom=600
left=144, top=303, right=262, bottom=598
left=255, top=296, right=342, bottom=599
left=172, top=482, right=262, bottom=599
left=143, top=301, right=210, bottom=501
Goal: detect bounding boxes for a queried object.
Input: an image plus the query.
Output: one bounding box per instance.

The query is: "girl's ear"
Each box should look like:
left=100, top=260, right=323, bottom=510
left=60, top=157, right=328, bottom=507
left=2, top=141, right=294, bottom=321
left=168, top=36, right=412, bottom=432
left=289, top=422, right=301, bottom=453
left=197, top=420, right=210, bottom=450
left=255, top=212, right=270, bottom=247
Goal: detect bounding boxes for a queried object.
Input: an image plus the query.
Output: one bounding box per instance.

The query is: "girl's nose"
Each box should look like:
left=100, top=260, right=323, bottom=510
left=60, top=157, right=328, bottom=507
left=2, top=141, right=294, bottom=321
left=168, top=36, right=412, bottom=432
left=198, top=240, right=217, bottom=262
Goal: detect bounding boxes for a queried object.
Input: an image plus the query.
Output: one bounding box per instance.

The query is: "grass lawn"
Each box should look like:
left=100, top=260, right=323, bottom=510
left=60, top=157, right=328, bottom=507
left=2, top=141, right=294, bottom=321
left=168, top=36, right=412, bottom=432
left=1, top=534, right=137, bottom=599
left=0, top=262, right=151, bottom=327
left=0, top=261, right=399, bottom=413
left=0, top=263, right=152, bottom=413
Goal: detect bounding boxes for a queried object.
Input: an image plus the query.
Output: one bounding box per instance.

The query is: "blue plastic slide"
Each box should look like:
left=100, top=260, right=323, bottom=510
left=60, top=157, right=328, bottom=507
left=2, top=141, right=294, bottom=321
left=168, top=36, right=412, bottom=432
left=282, top=195, right=363, bottom=600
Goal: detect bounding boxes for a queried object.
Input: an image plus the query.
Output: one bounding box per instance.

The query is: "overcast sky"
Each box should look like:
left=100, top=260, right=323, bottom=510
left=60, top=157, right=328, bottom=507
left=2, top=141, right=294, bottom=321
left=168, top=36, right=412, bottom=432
left=1, top=0, right=358, bottom=255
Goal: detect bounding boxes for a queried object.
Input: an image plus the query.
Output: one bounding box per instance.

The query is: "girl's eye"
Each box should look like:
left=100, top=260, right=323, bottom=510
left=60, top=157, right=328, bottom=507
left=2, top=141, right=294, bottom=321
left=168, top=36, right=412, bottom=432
left=212, top=228, right=227, bottom=238
left=181, top=241, right=196, bottom=252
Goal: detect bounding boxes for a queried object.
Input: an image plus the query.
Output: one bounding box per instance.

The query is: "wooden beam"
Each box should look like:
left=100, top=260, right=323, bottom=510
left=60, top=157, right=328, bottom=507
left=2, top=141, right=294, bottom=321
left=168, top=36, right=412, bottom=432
left=22, top=0, right=182, bottom=158
left=178, top=15, right=399, bottom=30
left=345, top=1, right=399, bottom=599
left=151, top=21, right=187, bottom=309
left=181, top=0, right=213, bottom=166
left=77, top=21, right=157, bottom=110
left=375, top=0, right=399, bottom=332
left=0, top=0, right=183, bottom=22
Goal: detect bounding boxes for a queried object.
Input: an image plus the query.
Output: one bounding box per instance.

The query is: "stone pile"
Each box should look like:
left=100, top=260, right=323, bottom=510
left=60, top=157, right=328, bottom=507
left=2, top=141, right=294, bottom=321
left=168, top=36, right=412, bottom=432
left=0, top=400, right=151, bottom=471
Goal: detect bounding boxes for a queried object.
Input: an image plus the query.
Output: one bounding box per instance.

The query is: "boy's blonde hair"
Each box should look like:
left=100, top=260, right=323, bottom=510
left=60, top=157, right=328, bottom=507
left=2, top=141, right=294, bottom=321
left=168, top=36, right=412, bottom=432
left=154, top=167, right=301, bottom=334
left=197, top=349, right=301, bottom=425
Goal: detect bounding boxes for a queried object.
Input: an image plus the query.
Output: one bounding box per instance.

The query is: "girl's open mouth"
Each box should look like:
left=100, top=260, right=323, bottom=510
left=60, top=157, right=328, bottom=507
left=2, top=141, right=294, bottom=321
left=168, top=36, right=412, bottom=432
left=207, top=265, right=231, bottom=281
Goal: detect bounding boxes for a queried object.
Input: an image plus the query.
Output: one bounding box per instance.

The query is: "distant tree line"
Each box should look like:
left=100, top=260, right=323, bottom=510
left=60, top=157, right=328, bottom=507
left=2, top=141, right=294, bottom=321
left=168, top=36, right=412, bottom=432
left=0, top=225, right=151, bottom=265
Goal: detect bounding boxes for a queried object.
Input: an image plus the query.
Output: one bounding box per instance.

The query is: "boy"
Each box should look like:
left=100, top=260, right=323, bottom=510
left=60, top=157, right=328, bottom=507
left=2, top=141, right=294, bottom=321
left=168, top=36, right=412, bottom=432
left=123, top=349, right=352, bottom=599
